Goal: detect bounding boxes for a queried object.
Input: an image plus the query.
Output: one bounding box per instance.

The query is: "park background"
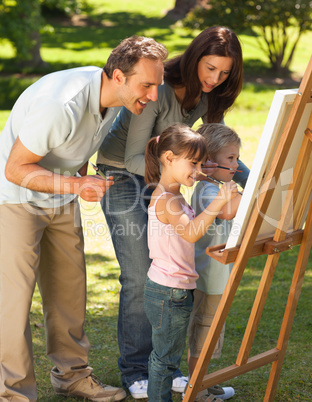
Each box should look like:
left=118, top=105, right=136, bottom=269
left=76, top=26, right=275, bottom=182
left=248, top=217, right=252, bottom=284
left=0, top=0, right=311, bottom=400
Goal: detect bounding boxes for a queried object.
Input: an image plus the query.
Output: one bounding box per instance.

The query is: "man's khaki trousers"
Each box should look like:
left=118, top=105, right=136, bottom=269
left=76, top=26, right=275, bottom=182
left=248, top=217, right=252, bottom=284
left=0, top=200, right=92, bottom=401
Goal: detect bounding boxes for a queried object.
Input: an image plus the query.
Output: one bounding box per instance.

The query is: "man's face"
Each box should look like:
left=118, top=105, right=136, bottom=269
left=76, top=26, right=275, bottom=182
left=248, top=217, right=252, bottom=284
left=118, top=58, right=164, bottom=115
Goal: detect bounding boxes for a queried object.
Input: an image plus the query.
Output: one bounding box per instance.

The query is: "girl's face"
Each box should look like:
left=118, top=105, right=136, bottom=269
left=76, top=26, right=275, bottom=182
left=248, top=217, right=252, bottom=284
left=171, top=153, right=203, bottom=187
left=211, top=144, right=240, bottom=182
left=197, top=55, right=233, bottom=93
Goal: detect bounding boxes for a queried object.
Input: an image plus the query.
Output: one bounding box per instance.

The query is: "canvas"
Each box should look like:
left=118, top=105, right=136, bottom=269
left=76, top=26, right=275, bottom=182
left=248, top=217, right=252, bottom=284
left=226, top=89, right=312, bottom=249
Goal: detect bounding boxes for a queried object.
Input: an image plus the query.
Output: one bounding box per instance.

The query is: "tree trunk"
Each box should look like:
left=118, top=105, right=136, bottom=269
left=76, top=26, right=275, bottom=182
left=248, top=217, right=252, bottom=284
left=29, top=31, right=49, bottom=68
left=166, top=0, right=201, bottom=21
left=19, top=31, right=49, bottom=69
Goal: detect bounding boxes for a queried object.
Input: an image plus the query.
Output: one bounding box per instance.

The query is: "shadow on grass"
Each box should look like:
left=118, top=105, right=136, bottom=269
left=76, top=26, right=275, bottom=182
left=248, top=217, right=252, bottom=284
left=85, top=252, right=115, bottom=264
left=43, top=11, right=184, bottom=52
left=0, top=76, right=39, bottom=110
left=85, top=253, right=120, bottom=281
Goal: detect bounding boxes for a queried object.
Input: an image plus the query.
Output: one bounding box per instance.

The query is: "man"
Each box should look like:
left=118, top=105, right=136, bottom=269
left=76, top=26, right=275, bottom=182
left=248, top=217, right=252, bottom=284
left=0, top=35, right=167, bottom=401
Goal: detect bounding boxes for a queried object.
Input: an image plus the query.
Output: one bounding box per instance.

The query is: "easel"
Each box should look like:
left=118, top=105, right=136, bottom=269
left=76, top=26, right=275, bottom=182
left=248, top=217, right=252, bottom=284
left=183, top=56, right=312, bottom=401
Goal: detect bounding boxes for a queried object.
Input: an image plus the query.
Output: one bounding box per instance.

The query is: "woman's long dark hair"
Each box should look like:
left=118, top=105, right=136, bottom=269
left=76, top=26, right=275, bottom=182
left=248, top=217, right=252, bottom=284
left=164, top=26, right=243, bottom=123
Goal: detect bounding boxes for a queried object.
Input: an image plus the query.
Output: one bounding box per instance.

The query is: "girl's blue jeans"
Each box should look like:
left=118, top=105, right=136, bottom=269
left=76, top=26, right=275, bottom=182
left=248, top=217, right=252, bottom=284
left=144, top=277, right=194, bottom=402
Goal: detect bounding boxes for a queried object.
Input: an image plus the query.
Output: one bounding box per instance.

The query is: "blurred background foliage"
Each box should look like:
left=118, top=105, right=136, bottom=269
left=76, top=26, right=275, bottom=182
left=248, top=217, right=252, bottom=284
left=0, top=0, right=311, bottom=71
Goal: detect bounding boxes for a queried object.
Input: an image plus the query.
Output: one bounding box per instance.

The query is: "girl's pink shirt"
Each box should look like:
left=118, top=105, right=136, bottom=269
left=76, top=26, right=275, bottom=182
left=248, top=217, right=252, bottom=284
left=147, top=192, right=198, bottom=289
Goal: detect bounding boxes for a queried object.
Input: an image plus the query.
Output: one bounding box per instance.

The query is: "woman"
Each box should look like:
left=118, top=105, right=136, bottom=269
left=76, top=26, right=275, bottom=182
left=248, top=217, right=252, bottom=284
left=96, top=26, right=248, bottom=400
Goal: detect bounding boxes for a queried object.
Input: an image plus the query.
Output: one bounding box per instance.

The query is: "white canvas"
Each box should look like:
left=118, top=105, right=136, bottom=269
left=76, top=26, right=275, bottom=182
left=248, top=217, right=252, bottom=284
left=226, top=88, right=312, bottom=249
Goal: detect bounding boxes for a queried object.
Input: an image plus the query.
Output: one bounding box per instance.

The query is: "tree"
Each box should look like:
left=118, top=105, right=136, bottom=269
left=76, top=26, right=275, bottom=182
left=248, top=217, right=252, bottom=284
left=0, top=0, right=46, bottom=68
left=183, top=0, right=312, bottom=72
left=0, top=0, right=85, bottom=69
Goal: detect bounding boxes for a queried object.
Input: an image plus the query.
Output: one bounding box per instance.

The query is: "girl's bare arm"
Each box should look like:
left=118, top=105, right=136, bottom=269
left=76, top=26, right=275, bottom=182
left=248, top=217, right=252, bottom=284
left=157, top=182, right=238, bottom=242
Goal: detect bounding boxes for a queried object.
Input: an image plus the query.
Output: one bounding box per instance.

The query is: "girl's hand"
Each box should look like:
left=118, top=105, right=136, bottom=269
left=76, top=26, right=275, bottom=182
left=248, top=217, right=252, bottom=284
left=219, top=181, right=238, bottom=203
left=200, top=161, right=218, bottom=179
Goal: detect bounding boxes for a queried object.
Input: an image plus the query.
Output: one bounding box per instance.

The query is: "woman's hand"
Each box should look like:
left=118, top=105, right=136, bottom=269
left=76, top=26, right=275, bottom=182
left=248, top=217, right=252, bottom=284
left=198, top=161, right=218, bottom=180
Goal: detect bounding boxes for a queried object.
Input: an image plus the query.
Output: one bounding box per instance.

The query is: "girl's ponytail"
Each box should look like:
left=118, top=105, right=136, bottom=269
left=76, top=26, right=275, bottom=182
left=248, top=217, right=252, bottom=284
left=145, top=136, right=161, bottom=186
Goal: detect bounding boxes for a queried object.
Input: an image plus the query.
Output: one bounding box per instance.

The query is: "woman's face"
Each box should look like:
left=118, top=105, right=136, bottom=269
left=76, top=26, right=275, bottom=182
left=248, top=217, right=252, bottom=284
left=197, top=55, right=233, bottom=93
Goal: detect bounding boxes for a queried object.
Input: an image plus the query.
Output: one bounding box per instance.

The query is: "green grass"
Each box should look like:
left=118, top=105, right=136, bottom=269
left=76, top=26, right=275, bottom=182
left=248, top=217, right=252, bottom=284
left=0, top=0, right=312, bottom=400
left=29, top=204, right=312, bottom=401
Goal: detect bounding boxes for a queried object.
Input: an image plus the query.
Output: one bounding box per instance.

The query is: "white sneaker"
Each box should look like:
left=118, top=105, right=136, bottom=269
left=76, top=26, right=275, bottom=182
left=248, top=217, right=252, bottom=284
left=208, top=385, right=235, bottom=400
left=172, top=375, right=188, bottom=393
left=182, top=385, right=235, bottom=400
left=129, top=380, right=148, bottom=399
left=220, top=387, right=235, bottom=400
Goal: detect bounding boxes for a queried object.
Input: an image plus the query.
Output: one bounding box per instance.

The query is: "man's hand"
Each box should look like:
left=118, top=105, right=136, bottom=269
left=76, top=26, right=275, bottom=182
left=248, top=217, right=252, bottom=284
left=76, top=175, right=114, bottom=202
left=5, top=137, right=114, bottom=201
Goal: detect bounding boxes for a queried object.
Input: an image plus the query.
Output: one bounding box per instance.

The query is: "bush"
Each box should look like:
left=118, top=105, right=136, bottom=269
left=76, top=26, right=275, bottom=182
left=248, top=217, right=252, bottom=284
left=41, top=0, right=86, bottom=16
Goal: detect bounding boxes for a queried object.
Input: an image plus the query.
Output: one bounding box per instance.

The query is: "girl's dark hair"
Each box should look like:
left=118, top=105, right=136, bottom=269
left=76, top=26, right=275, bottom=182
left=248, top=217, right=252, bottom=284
left=164, top=26, right=243, bottom=123
left=145, top=123, right=208, bottom=185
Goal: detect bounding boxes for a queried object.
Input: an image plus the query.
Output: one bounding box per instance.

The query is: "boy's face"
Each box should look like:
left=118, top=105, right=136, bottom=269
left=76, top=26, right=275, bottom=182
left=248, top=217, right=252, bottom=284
left=211, top=144, right=240, bottom=182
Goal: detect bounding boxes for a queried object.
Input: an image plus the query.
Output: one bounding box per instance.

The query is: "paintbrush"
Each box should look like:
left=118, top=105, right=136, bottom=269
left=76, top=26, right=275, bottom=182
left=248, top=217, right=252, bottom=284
left=197, top=171, right=223, bottom=185
left=197, top=171, right=243, bottom=195
left=89, top=161, right=109, bottom=180
left=216, top=165, right=242, bottom=173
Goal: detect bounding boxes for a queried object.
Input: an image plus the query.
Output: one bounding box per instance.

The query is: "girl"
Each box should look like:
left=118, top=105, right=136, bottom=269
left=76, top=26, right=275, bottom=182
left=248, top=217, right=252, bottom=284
left=143, top=123, right=238, bottom=401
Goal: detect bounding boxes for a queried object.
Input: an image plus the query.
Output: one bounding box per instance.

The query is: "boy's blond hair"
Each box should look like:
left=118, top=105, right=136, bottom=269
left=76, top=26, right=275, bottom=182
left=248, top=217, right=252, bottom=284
left=197, top=123, right=241, bottom=161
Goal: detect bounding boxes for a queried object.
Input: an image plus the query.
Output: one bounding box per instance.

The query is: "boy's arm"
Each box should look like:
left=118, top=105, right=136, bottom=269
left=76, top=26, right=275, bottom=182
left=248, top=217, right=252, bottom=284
left=218, top=192, right=242, bottom=220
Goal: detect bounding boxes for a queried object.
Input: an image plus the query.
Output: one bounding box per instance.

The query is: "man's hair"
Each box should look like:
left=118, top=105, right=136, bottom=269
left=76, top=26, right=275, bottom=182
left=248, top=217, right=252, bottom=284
left=104, top=35, right=168, bottom=79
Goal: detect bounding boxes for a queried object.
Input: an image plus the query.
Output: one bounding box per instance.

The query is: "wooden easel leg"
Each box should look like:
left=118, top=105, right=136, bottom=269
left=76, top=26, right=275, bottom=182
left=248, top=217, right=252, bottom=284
left=236, top=252, right=280, bottom=365
left=264, top=195, right=312, bottom=401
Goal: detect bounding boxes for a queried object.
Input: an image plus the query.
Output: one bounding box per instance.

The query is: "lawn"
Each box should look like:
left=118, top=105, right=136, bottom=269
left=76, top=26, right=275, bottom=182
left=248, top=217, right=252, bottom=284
left=0, top=0, right=312, bottom=400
